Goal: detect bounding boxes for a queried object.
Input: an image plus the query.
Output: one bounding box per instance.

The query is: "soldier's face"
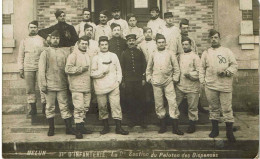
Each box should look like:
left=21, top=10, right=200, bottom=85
left=210, top=33, right=221, bottom=47
left=182, top=41, right=191, bottom=53
left=150, top=11, right=159, bottom=18
left=99, top=41, right=109, bottom=52
left=57, top=13, right=66, bottom=22
left=28, top=24, right=38, bottom=36
left=112, top=26, right=121, bottom=37
left=84, top=27, right=93, bottom=37
left=127, top=38, right=136, bottom=48
left=78, top=40, right=89, bottom=52
left=83, top=11, right=91, bottom=20
left=99, top=14, right=108, bottom=24
left=50, top=36, right=60, bottom=47
left=112, top=11, right=121, bottom=19
left=156, top=39, right=166, bottom=49
left=144, top=29, right=153, bottom=39
left=181, top=24, right=189, bottom=36
left=165, top=17, right=174, bottom=25
left=128, top=17, right=137, bottom=27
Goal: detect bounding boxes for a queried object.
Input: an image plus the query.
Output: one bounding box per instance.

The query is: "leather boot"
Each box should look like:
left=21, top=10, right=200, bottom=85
left=42, top=103, right=46, bottom=114
left=115, top=119, right=129, bottom=135
left=47, top=118, right=54, bottom=136
left=75, top=123, right=83, bottom=139
left=64, top=117, right=77, bottom=135
left=172, top=119, right=184, bottom=135
left=79, top=122, right=92, bottom=134
left=29, top=103, right=37, bottom=115
left=226, top=122, right=236, bottom=142
left=158, top=118, right=167, bottom=134
left=100, top=119, right=110, bottom=135
left=209, top=120, right=219, bottom=138
left=186, top=120, right=196, bottom=133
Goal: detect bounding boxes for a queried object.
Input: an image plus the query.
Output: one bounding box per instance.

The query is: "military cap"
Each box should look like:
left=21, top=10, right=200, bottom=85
left=112, top=6, right=120, bottom=12
left=29, top=20, right=38, bottom=27
left=181, top=36, right=192, bottom=44
left=54, top=9, right=64, bottom=18
left=180, top=18, right=189, bottom=26
left=110, top=23, right=121, bottom=30
left=126, top=34, right=137, bottom=40
left=50, top=30, right=60, bottom=37
left=150, top=7, right=160, bottom=12
left=100, top=10, right=109, bottom=17
left=143, top=27, right=152, bottom=33
left=155, top=33, right=165, bottom=41
left=164, top=12, right=173, bottom=18
left=84, top=23, right=93, bottom=31
left=208, top=29, right=220, bottom=38
left=79, top=35, right=90, bottom=42
left=99, top=36, right=109, bottom=42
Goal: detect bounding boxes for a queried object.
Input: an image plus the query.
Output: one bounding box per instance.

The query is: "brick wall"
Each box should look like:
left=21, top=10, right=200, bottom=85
left=166, top=0, right=214, bottom=55
left=37, top=0, right=87, bottom=29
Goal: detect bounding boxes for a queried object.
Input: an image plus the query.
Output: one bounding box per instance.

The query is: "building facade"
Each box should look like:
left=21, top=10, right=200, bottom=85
left=2, top=0, right=259, bottom=114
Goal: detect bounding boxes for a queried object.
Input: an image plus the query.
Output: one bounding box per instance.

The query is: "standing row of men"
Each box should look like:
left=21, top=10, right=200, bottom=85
left=18, top=6, right=237, bottom=142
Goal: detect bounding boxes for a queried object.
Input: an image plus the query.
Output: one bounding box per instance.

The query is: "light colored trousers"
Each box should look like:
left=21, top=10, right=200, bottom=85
left=152, top=81, right=179, bottom=119
left=72, top=92, right=91, bottom=123
left=24, top=71, right=46, bottom=104
left=96, top=87, right=122, bottom=120
left=205, top=87, right=234, bottom=123
left=175, top=87, right=199, bottom=121
left=45, top=90, right=72, bottom=119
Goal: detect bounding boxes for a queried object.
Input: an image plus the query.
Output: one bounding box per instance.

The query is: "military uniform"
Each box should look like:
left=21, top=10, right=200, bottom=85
left=147, top=18, right=166, bottom=39
left=94, top=24, right=112, bottom=41
left=125, top=26, right=144, bottom=44
left=108, top=37, right=127, bottom=59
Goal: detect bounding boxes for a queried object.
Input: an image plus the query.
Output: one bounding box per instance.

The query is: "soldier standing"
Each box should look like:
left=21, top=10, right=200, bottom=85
left=18, top=20, right=46, bottom=115
left=91, top=36, right=129, bottom=135
left=38, top=9, right=78, bottom=47
left=94, top=10, right=112, bottom=41
left=83, top=23, right=99, bottom=58
left=65, top=36, right=93, bottom=139
left=200, top=29, right=238, bottom=142
left=38, top=30, right=77, bottom=137
left=121, top=34, right=146, bottom=128
left=125, top=13, right=144, bottom=45
left=74, top=8, right=96, bottom=38
left=176, top=37, right=200, bottom=133
left=146, top=34, right=183, bottom=135
left=147, top=7, right=166, bottom=39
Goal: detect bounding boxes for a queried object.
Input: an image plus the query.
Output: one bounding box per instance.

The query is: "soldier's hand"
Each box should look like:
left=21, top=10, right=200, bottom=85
left=217, top=71, right=226, bottom=77
left=82, top=66, right=89, bottom=72
left=142, top=80, right=146, bottom=86
left=19, top=70, right=24, bottom=79
left=225, top=70, right=232, bottom=77
left=41, top=86, right=48, bottom=94
left=121, top=82, right=125, bottom=88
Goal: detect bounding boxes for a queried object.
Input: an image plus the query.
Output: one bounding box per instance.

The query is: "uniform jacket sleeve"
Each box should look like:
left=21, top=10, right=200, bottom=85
left=65, top=53, right=84, bottom=75
left=189, top=54, right=201, bottom=80
left=69, top=25, right=79, bottom=45
left=38, top=50, right=47, bottom=89
left=225, top=49, right=238, bottom=75
left=115, top=55, right=122, bottom=83
left=146, top=52, right=154, bottom=82
left=140, top=49, right=147, bottom=80
left=171, top=54, right=180, bottom=82
left=38, top=25, right=55, bottom=39
left=74, top=24, right=80, bottom=36
left=90, top=55, right=105, bottom=79
left=199, top=50, right=207, bottom=84
left=120, top=51, right=126, bottom=82
left=18, top=39, right=25, bottom=70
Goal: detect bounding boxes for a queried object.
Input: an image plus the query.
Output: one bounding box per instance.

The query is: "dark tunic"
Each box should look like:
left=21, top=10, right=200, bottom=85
left=120, top=47, right=146, bottom=82
left=38, top=22, right=78, bottom=47
left=108, top=37, right=127, bottom=59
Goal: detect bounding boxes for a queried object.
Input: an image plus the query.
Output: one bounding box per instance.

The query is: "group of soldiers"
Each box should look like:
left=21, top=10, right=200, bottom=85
left=18, top=6, right=237, bottom=142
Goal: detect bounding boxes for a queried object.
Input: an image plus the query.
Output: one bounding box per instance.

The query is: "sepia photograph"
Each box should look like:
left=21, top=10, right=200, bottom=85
left=2, top=0, right=259, bottom=158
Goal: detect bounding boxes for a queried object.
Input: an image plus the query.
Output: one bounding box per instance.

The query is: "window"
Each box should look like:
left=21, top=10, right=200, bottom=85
left=253, top=0, right=259, bottom=35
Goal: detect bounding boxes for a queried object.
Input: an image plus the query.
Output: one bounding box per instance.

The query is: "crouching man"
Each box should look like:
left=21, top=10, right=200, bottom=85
left=65, top=36, right=93, bottom=139
left=146, top=34, right=183, bottom=135
left=91, top=36, right=129, bottom=135
left=176, top=37, right=200, bottom=133
left=38, top=30, right=77, bottom=137
left=200, top=29, right=238, bottom=142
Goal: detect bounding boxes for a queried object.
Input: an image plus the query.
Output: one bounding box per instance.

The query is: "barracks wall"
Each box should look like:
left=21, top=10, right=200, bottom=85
left=2, top=0, right=259, bottom=114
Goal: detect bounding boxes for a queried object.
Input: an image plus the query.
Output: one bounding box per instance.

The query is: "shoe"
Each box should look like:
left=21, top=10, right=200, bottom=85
left=79, top=123, right=92, bottom=134
left=100, top=119, right=110, bottom=135
left=209, top=120, right=219, bottom=138
left=75, top=123, right=83, bottom=139
left=29, top=103, right=37, bottom=115
left=226, top=122, right=236, bottom=142
left=158, top=118, right=167, bottom=134
left=172, top=119, right=184, bottom=135
left=186, top=120, right=196, bottom=133
left=115, top=119, right=129, bottom=135
left=47, top=118, right=54, bottom=136
left=64, top=117, right=77, bottom=135
left=42, top=103, right=46, bottom=114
